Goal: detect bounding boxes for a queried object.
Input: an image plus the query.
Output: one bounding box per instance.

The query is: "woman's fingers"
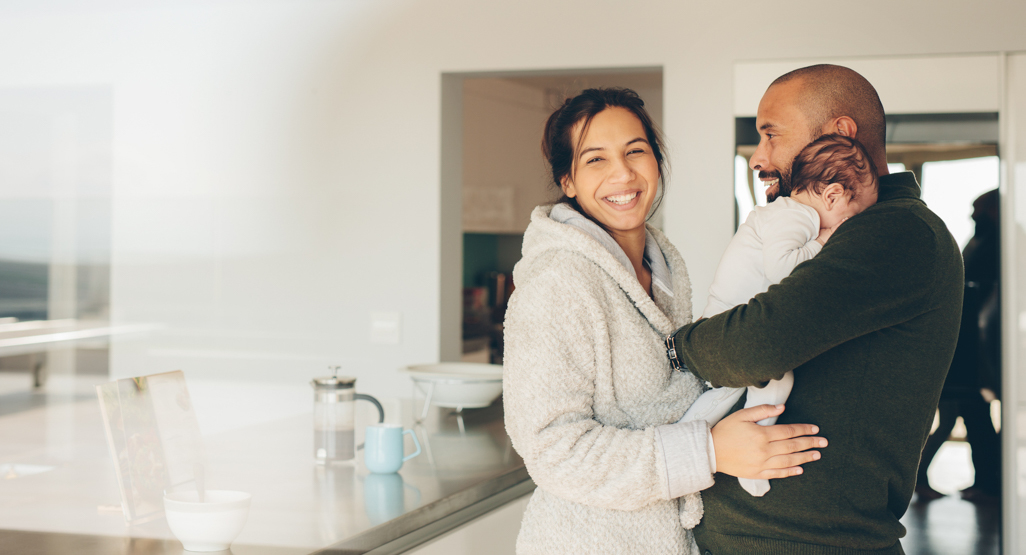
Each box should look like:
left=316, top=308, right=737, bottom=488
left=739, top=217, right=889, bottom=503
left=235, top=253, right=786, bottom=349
left=754, top=430, right=827, bottom=479
left=728, top=403, right=785, bottom=424
left=756, top=450, right=823, bottom=479
left=761, top=436, right=827, bottom=460
left=767, top=442, right=824, bottom=466
left=763, top=420, right=821, bottom=442
left=756, top=464, right=807, bottom=480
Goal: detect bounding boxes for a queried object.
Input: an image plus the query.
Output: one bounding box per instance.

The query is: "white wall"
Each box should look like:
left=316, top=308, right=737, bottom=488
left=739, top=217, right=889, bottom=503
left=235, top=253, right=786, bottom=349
left=734, top=55, right=1002, bottom=117
left=2, top=0, right=1026, bottom=401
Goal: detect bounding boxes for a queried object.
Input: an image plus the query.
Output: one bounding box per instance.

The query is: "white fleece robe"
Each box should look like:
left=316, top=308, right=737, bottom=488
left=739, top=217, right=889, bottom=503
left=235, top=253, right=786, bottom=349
left=504, top=205, right=713, bottom=555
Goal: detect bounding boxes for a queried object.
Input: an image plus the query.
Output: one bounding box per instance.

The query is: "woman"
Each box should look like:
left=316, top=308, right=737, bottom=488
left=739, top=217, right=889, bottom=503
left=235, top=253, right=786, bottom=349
left=502, top=88, right=824, bottom=554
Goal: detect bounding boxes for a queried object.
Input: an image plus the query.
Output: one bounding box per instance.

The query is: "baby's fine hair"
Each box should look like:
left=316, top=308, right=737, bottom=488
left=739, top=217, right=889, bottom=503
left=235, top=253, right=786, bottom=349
left=784, top=134, right=879, bottom=200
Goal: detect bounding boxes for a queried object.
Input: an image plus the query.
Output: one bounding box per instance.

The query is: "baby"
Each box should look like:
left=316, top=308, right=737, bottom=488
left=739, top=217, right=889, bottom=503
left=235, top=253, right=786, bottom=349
left=682, top=133, right=879, bottom=496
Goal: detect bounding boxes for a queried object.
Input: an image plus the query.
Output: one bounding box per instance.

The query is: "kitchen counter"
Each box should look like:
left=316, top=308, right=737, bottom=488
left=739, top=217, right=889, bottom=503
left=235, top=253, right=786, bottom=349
left=0, top=375, right=533, bottom=555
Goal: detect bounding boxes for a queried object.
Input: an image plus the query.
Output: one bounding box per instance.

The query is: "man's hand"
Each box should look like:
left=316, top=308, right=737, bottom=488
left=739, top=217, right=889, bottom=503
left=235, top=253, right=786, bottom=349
left=711, top=404, right=827, bottom=480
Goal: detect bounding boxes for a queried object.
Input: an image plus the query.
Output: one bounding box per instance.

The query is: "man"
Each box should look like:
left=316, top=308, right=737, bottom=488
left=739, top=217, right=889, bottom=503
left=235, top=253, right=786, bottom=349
left=666, top=65, right=963, bottom=553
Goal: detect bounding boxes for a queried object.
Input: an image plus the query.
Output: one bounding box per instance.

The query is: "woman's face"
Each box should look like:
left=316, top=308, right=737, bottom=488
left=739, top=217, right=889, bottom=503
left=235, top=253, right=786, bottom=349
left=561, top=107, right=660, bottom=236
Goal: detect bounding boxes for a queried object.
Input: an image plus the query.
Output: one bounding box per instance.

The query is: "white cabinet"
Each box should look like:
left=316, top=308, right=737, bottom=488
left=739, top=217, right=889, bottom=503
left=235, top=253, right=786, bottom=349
left=404, top=493, right=531, bottom=555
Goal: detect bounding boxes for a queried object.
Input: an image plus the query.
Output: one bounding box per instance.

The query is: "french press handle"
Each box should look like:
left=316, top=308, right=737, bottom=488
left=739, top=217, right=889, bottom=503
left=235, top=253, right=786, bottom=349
left=355, top=393, right=385, bottom=423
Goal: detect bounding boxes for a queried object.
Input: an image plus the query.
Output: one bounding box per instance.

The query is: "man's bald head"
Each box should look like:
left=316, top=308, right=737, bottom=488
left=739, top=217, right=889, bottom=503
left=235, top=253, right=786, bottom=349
left=770, top=65, right=887, bottom=169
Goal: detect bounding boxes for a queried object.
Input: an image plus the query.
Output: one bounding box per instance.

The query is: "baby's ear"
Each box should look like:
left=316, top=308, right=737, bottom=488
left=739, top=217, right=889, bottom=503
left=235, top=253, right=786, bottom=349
left=823, top=183, right=846, bottom=208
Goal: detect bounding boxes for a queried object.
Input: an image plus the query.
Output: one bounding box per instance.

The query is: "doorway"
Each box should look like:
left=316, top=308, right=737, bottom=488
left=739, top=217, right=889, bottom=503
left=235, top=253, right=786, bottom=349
left=440, top=68, right=664, bottom=364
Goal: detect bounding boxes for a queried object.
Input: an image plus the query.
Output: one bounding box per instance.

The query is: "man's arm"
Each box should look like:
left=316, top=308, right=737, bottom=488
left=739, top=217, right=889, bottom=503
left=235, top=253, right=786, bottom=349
left=674, top=209, right=950, bottom=388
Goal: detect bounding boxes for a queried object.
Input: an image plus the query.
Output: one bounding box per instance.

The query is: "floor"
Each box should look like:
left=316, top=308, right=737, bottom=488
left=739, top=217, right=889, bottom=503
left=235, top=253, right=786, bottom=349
left=901, top=441, right=1001, bottom=554
left=902, top=491, right=1001, bottom=555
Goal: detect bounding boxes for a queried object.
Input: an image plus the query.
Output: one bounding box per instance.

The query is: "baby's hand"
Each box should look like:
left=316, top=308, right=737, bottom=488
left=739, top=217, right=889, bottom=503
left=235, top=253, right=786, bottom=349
left=816, top=217, right=849, bottom=245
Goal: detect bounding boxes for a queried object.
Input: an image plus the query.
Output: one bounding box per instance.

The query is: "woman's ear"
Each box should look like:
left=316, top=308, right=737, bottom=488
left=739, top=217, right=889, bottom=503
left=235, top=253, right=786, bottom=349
left=823, top=183, right=846, bottom=209
left=561, top=175, right=577, bottom=198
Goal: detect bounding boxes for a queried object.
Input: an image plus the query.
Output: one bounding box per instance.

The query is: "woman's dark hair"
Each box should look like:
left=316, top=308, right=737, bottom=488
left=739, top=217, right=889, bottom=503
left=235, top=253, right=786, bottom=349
left=541, top=87, right=669, bottom=222
left=783, top=134, right=878, bottom=200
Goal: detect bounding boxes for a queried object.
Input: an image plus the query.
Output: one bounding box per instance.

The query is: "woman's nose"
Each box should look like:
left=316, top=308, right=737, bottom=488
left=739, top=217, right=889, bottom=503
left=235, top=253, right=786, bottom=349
left=609, top=157, right=635, bottom=182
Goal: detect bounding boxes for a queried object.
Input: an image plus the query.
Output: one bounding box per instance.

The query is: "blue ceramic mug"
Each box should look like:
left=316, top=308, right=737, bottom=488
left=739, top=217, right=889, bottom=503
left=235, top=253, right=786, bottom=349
left=364, top=424, right=421, bottom=474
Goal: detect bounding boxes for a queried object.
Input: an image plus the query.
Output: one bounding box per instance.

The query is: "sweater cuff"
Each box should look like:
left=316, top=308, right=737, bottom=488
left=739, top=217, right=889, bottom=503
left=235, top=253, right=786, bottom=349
left=654, top=420, right=716, bottom=499
left=707, top=426, right=717, bottom=474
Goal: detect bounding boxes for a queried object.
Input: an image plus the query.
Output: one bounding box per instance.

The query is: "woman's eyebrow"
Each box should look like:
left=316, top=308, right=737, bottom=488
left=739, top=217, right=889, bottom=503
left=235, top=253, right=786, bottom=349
left=579, top=138, right=649, bottom=158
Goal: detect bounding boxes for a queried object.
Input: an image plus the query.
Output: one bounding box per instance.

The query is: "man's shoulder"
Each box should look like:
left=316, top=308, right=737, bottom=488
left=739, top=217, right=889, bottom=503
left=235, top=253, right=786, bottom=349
left=850, top=197, right=953, bottom=244
left=828, top=198, right=962, bottom=286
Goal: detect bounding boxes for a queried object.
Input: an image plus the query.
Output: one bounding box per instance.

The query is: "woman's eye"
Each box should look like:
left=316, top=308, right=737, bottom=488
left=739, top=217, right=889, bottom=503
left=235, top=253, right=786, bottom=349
left=586, top=157, right=603, bottom=164
left=628, top=148, right=646, bottom=156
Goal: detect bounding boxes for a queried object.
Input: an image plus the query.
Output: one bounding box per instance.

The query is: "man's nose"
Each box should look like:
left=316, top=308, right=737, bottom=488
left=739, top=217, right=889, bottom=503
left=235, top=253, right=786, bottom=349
left=749, top=142, right=767, bottom=172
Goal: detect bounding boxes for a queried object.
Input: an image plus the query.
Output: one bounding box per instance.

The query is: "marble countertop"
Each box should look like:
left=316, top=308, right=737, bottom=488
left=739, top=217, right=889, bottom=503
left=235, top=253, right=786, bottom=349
left=0, top=375, right=532, bottom=555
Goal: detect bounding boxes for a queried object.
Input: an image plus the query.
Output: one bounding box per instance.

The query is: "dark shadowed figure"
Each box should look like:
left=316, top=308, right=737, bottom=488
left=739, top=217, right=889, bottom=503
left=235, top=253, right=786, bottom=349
left=915, top=189, right=1001, bottom=502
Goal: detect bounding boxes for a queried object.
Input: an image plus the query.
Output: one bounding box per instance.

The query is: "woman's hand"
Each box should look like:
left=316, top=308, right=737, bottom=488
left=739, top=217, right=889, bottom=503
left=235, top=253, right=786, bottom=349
left=711, top=404, right=827, bottom=480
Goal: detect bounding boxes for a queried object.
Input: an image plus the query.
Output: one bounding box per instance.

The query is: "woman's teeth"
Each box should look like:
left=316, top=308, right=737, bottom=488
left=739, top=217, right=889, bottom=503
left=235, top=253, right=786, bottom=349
left=605, top=192, right=639, bottom=205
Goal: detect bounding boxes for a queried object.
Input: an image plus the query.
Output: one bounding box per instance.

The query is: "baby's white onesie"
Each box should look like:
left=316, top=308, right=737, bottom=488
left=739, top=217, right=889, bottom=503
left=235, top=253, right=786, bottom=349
left=682, top=196, right=821, bottom=497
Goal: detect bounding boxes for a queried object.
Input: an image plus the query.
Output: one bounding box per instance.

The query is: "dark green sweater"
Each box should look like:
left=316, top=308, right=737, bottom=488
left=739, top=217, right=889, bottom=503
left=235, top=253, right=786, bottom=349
left=676, top=172, right=963, bottom=554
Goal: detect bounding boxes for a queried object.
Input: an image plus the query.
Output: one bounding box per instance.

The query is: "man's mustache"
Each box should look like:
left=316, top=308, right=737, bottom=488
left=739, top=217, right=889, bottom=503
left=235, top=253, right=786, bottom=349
left=758, top=170, right=781, bottom=180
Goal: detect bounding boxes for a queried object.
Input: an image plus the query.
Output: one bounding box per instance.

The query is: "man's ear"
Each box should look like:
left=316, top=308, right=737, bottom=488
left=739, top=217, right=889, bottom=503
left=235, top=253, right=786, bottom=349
left=823, top=183, right=846, bottom=209
left=561, top=175, right=577, bottom=198
left=827, top=116, right=858, bottom=138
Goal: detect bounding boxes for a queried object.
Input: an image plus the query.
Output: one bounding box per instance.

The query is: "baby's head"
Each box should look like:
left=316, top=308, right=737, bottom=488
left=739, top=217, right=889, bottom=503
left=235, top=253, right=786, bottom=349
left=783, top=134, right=879, bottom=229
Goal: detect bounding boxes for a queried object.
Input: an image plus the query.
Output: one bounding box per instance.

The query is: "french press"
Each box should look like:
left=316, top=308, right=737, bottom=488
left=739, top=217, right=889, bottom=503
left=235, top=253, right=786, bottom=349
left=312, top=367, right=385, bottom=464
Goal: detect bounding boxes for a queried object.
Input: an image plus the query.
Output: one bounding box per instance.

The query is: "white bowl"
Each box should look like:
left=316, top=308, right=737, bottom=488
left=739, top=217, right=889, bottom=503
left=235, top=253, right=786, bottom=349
left=164, top=490, right=251, bottom=552
left=402, top=363, right=503, bottom=409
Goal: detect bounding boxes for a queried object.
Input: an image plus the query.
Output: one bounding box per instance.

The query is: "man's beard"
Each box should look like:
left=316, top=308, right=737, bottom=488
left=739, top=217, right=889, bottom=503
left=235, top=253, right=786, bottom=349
left=761, top=170, right=784, bottom=202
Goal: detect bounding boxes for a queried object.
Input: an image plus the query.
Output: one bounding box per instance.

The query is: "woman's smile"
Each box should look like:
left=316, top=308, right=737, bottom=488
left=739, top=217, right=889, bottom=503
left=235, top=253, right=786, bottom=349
left=603, top=190, right=641, bottom=207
